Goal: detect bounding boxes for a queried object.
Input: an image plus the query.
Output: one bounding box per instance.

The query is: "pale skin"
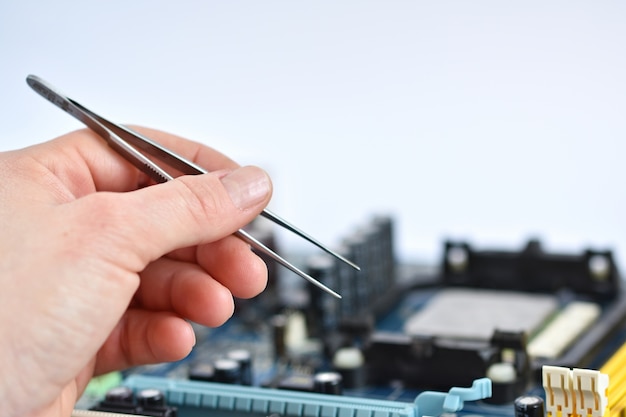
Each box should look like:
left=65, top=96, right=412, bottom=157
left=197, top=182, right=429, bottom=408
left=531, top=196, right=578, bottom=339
left=0, top=127, right=273, bottom=417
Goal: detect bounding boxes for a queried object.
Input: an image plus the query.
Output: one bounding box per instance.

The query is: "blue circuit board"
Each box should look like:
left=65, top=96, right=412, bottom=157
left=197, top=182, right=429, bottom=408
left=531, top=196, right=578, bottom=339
left=78, top=217, right=626, bottom=417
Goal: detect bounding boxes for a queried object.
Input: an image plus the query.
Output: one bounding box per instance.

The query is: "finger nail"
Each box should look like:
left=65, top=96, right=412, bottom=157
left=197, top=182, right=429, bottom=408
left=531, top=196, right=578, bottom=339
left=221, top=166, right=271, bottom=210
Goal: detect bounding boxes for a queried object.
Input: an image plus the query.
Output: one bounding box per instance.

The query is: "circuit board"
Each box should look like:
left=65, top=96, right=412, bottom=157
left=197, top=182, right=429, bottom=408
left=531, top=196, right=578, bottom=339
left=75, top=215, right=626, bottom=417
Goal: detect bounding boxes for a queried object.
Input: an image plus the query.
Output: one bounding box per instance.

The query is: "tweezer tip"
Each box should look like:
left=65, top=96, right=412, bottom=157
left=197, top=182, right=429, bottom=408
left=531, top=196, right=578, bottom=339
left=260, top=210, right=360, bottom=272
left=351, top=263, right=362, bottom=272
left=324, top=287, right=342, bottom=299
left=333, top=251, right=361, bottom=271
left=314, top=243, right=360, bottom=271
left=310, top=278, right=343, bottom=299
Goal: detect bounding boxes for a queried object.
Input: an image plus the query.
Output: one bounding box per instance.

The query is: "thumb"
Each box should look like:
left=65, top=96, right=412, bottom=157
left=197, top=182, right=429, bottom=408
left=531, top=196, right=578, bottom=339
left=90, top=165, right=272, bottom=267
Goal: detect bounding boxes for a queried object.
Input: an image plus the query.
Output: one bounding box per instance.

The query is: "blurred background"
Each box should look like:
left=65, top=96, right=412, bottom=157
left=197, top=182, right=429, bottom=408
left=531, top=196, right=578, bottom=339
left=1, top=1, right=624, bottom=268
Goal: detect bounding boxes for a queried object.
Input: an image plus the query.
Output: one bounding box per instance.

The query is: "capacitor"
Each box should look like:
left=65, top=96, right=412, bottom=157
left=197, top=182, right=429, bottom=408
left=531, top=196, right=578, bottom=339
left=271, top=314, right=288, bottom=359
left=213, top=358, right=242, bottom=384
left=104, top=386, right=134, bottom=405
left=227, top=349, right=253, bottom=385
left=188, top=362, right=215, bottom=382
left=136, top=388, right=165, bottom=408
left=332, top=346, right=366, bottom=389
left=313, top=371, right=343, bottom=395
left=514, top=395, right=545, bottom=417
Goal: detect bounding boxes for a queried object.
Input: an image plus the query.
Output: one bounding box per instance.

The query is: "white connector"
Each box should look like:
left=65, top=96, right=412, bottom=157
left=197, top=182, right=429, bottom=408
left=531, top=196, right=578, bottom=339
left=573, top=368, right=609, bottom=417
left=542, top=365, right=609, bottom=417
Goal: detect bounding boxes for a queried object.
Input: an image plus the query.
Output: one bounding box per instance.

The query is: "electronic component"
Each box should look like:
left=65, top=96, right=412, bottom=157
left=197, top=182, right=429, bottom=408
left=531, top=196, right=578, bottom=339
left=365, top=323, right=530, bottom=394
left=187, top=363, right=215, bottom=383
left=575, top=368, right=609, bottom=417
left=283, top=310, right=322, bottom=357
left=312, top=371, right=343, bottom=395
left=89, top=387, right=177, bottom=417
left=305, top=215, right=396, bottom=335
left=306, top=254, right=340, bottom=335
left=227, top=349, right=253, bottom=386
left=135, top=389, right=166, bottom=409
left=528, top=301, right=601, bottom=359
left=270, top=313, right=288, bottom=359
left=403, top=288, right=558, bottom=341
left=543, top=365, right=609, bottom=417
left=74, top=215, right=626, bottom=417
left=364, top=329, right=526, bottom=392
left=275, top=374, right=316, bottom=392
left=121, top=375, right=492, bottom=417
left=332, top=346, right=366, bottom=389
left=212, top=358, right=243, bottom=384
left=601, top=341, right=626, bottom=417
left=443, top=239, right=619, bottom=300
left=104, top=387, right=134, bottom=405
left=514, top=395, right=545, bottom=417
left=543, top=366, right=576, bottom=417
left=72, top=411, right=147, bottom=417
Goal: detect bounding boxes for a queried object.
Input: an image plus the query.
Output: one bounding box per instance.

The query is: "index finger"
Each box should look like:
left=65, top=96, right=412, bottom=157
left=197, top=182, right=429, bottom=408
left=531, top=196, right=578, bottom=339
left=99, top=125, right=241, bottom=191
left=36, top=126, right=241, bottom=195
left=128, top=126, right=240, bottom=172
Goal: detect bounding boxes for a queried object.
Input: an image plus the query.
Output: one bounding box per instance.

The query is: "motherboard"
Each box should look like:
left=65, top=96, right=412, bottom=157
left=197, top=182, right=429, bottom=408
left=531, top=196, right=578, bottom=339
left=74, top=215, right=626, bottom=417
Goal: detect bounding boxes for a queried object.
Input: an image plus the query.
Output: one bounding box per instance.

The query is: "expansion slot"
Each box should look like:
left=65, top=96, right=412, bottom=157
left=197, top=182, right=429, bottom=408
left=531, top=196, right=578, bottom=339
left=120, top=375, right=491, bottom=417
left=601, top=342, right=626, bottom=417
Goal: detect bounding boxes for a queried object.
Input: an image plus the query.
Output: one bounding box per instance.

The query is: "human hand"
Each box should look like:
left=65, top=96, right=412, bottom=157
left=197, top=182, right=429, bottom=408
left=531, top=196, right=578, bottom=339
left=0, top=127, right=272, bottom=417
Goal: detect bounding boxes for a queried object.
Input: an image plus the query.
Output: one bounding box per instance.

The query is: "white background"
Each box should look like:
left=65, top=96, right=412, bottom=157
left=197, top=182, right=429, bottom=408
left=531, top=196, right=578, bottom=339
left=1, top=1, right=625, bottom=269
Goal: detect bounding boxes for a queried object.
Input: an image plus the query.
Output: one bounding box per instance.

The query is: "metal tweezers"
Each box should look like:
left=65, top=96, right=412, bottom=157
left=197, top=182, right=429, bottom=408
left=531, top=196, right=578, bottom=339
left=27, top=75, right=359, bottom=299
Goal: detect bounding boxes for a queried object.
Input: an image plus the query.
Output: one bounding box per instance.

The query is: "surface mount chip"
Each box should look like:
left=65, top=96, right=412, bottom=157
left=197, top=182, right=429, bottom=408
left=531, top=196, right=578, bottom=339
left=403, top=288, right=558, bottom=341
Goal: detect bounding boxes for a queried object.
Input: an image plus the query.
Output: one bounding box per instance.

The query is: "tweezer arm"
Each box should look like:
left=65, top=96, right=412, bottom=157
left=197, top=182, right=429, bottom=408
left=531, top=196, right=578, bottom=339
left=26, top=74, right=343, bottom=299
left=235, top=229, right=341, bottom=297
left=27, top=76, right=174, bottom=184
left=64, top=91, right=359, bottom=272
left=259, top=210, right=360, bottom=270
